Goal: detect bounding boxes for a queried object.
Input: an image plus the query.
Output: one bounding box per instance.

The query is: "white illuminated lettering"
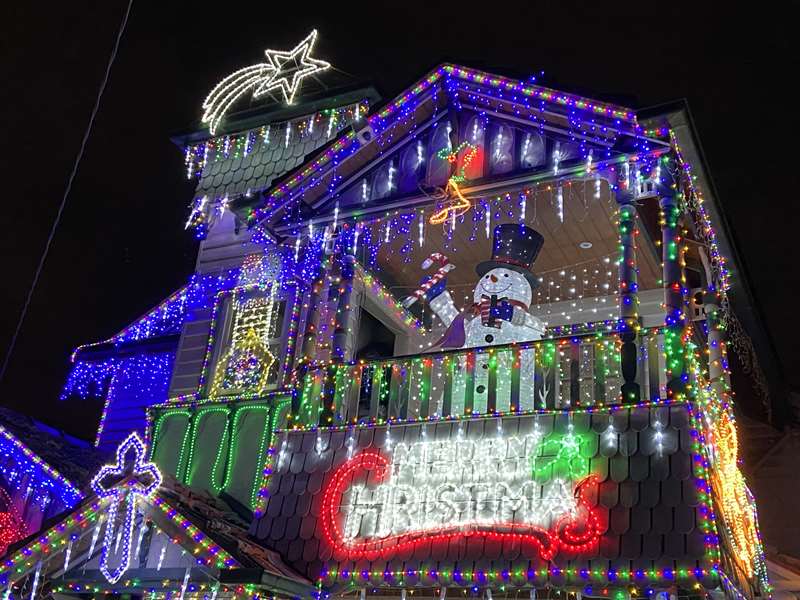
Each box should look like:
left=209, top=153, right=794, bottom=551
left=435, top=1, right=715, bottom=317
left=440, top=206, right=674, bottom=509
left=342, top=433, right=580, bottom=541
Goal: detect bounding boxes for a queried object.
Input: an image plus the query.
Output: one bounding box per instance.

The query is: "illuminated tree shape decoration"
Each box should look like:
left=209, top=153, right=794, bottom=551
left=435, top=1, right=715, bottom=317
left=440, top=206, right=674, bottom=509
left=210, top=296, right=277, bottom=397
left=532, top=426, right=589, bottom=481
left=202, top=30, right=331, bottom=134
left=711, top=412, right=761, bottom=577
left=90, top=433, right=162, bottom=584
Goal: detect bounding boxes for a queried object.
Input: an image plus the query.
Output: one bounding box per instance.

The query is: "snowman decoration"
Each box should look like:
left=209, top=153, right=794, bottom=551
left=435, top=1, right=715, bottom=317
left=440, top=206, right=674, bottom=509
left=421, top=224, right=547, bottom=410
left=427, top=224, right=546, bottom=347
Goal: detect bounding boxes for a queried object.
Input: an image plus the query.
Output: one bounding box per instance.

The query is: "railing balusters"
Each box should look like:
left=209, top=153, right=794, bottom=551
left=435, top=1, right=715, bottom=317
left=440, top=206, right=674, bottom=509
left=296, top=329, right=664, bottom=426
left=365, top=363, right=383, bottom=419
left=464, top=351, right=476, bottom=414
left=510, top=346, right=521, bottom=413
left=487, top=349, right=498, bottom=413
left=419, top=358, right=432, bottom=418
left=442, top=356, right=453, bottom=416
left=398, top=361, right=410, bottom=419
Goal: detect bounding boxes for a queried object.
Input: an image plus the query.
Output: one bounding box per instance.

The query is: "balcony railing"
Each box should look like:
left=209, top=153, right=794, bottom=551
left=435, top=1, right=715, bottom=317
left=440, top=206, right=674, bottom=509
left=294, top=327, right=666, bottom=427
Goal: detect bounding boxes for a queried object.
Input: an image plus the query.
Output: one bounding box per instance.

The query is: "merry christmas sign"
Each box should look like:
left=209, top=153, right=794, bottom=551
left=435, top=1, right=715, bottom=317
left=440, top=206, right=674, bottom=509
left=254, top=408, right=708, bottom=586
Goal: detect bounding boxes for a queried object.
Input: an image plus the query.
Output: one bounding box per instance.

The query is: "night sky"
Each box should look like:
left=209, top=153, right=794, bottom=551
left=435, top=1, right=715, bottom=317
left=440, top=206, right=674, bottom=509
left=1, top=2, right=797, bottom=440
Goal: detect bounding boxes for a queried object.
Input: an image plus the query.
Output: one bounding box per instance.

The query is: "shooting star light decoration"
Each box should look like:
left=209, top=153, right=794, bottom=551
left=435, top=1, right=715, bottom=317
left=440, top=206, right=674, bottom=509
left=202, top=29, right=331, bottom=134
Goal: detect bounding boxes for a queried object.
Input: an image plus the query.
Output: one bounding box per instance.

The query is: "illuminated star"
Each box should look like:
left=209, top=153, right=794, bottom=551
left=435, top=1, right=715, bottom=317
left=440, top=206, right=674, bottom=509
left=201, top=30, right=331, bottom=134
left=255, top=29, right=330, bottom=105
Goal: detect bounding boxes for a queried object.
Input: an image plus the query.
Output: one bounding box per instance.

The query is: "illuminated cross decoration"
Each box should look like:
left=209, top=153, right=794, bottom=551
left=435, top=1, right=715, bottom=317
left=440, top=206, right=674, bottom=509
left=202, top=29, right=331, bottom=134
left=90, top=433, right=162, bottom=584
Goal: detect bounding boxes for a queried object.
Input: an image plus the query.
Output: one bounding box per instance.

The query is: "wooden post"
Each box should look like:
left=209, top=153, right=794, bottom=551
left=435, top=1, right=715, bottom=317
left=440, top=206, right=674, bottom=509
left=660, top=195, right=687, bottom=398
left=617, top=194, right=641, bottom=403
left=704, top=290, right=730, bottom=396
left=300, top=260, right=327, bottom=362
left=332, top=254, right=356, bottom=362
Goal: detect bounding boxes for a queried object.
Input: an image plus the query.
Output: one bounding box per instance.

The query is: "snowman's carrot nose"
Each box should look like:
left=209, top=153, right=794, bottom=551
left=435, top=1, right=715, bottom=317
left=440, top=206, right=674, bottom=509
left=490, top=274, right=498, bottom=282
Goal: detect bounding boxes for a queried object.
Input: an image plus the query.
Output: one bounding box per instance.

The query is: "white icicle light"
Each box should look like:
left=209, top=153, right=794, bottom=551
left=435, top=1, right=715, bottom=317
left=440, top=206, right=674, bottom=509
left=179, top=566, right=191, bottom=600
left=157, top=543, right=166, bottom=571
left=30, top=561, right=42, bottom=600
left=294, top=237, right=301, bottom=262
left=134, top=520, right=148, bottom=566
left=416, top=140, right=424, bottom=166
left=553, top=142, right=561, bottom=175
left=333, top=202, right=339, bottom=231
left=361, top=179, right=369, bottom=202
left=595, top=176, right=601, bottom=199
left=63, top=540, right=73, bottom=573
left=327, top=112, right=336, bottom=137
left=285, top=122, right=291, bottom=148
left=418, top=213, right=425, bottom=248
left=387, top=162, right=395, bottom=190
left=557, top=185, right=564, bottom=222
left=485, top=208, right=491, bottom=238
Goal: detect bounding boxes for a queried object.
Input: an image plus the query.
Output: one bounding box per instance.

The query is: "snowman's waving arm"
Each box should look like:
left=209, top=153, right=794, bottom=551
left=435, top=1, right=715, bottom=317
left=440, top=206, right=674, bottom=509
left=429, top=288, right=459, bottom=328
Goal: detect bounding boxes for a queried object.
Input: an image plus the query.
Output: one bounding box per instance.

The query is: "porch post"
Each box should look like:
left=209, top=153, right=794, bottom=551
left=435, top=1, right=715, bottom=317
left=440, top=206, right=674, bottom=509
left=617, top=191, right=641, bottom=403
left=332, top=253, right=356, bottom=362
left=660, top=195, right=688, bottom=398
left=704, top=290, right=730, bottom=396
left=300, top=258, right=327, bottom=362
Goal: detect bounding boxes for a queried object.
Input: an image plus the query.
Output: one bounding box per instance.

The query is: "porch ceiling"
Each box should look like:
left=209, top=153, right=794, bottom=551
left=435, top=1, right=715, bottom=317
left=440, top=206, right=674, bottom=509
left=368, top=179, right=662, bottom=309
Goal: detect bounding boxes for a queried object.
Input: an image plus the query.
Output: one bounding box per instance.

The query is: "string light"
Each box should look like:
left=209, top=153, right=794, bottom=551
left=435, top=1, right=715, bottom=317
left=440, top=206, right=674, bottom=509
left=90, top=433, right=162, bottom=584
left=201, top=29, right=331, bottom=134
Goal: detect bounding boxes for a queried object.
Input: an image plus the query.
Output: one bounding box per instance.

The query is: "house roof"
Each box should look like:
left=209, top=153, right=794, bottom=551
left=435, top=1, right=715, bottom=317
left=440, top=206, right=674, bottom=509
left=248, top=63, right=663, bottom=232
left=0, top=407, right=106, bottom=495
left=0, top=472, right=312, bottom=597
left=176, top=85, right=380, bottom=209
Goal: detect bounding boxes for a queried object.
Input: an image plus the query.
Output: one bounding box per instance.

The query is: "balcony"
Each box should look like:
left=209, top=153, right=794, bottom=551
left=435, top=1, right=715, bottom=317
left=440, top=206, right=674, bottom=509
left=294, top=325, right=666, bottom=427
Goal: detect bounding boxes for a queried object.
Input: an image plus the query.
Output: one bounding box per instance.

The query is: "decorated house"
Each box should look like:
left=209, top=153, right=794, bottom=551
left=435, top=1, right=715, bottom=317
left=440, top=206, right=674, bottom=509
left=0, top=32, right=780, bottom=600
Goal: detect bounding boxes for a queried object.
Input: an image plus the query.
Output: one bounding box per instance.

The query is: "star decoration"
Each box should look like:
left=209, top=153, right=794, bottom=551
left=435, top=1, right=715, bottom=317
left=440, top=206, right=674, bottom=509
left=202, top=29, right=331, bottom=134
left=91, top=433, right=161, bottom=584
left=255, top=29, right=330, bottom=104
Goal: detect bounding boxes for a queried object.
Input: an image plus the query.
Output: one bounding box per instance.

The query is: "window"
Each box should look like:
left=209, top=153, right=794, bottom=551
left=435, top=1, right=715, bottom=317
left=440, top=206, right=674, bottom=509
left=463, top=115, right=485, bottom=180
left=371, top=159, right=396, bottom=201
left=427, top=121, right=453, bottom=186
left=489, top=123, right=514, bottom=174
left=519, top=131, right=546, bottom=169
left=399, top=140, right=425, bottom=193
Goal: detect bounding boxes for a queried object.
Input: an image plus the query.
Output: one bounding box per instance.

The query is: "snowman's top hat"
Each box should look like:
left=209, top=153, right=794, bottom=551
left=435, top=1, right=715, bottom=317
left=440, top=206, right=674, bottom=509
left=476, top=224, right=544, bottom=289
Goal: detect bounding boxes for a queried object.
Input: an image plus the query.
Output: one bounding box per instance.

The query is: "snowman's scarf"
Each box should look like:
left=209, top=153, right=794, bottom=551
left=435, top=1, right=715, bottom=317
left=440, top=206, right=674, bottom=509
left=433, top=297, right=529, bottom=349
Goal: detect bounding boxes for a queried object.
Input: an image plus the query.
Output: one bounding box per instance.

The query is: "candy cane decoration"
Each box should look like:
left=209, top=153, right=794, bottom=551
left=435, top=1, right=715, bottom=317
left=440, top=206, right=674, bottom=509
left=402, top=253, right=455, bottom=308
